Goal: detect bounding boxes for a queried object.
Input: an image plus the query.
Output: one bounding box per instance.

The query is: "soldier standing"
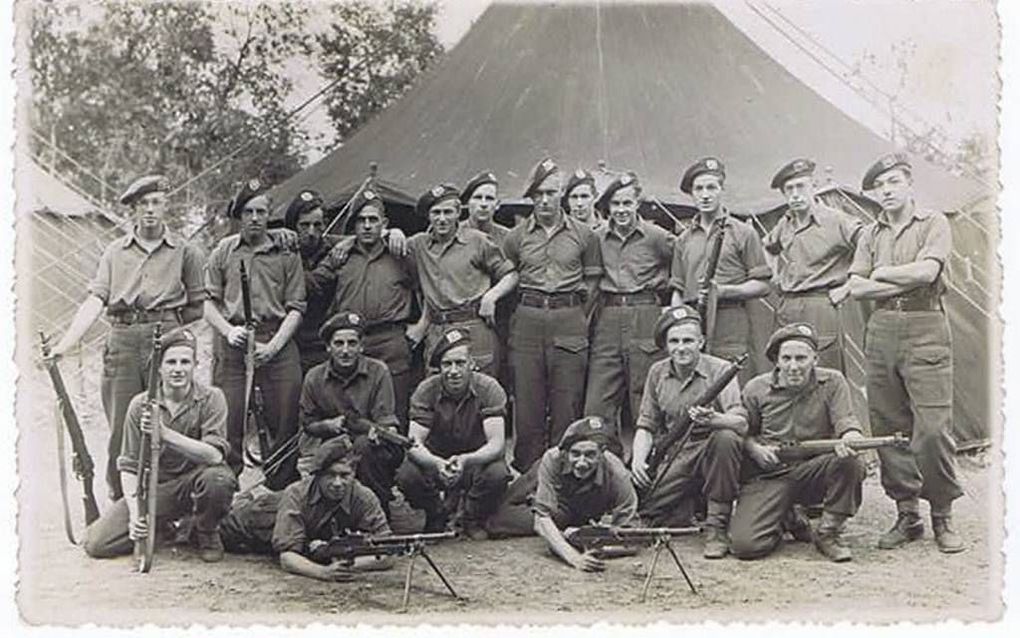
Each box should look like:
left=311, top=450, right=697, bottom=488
left=462, top=171, right=512, bottom=243
left=847, top=153, right=964, bottom=554
left=48, top=175, right=205, bottom=500
left=562, top=168, right=606, bottom=231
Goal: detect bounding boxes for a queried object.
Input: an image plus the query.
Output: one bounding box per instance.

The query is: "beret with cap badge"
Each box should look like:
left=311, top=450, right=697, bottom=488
left=429, top=327, right=472, bottom=369
left=679, top=157, right=726, bottom=195
left=226, top=178, right=269, bottom=219
left=861, top=152, right=912, bottom=191
left=119, top=174, right=170, bottom=206
left=319, top=311, right=365, bottom=343
left=461, top=171, right=499, bottom=204
left=764, top=322, right=819, bottom=363
left=770, top=158, right=816, bottom=190
left=416, top=183, right=462, bottom=217
left=653, top=305, right=703, bottom=349
left=523, top=157, right=560, bottom=201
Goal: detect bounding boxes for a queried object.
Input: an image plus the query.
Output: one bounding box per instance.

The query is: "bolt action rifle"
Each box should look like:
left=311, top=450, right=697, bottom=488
left=38, top=332, right=101, bottom=544
left=239, top=261, right=273, bottom=469
left=774, top=432, right=909, bottom=463
left=135, top=324, right=163, bottom=573
left=695, top=219, right=727, bottom=350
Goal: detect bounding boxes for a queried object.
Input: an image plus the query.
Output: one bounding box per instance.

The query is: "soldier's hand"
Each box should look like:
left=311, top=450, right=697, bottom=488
left=405, top=324, right=426, bottom=349
left=747, top=441, right=780, bottom=470
left=688, top=406, right=718, bottom=426
left=129, top=517, right=149, bottom=542
left=631, top=460, right=651, bottom=489
left=384, top=228, right=408, bottom=257
left=319, top=561, right=356, bottom=582
left=254, top=342, right=278, bottom=366
left=834, top=430, right=864, bottom=458
left=478, top=293, right=497, bottom=324
left=828, top=285, right=850, bottom=306
left=571, top=550, right=606, bottom=572
left=330, top=415, right=348, bottom=437
left=139, top=409, right=154, bottom=435
left=226, top=326, right=248, bottom=348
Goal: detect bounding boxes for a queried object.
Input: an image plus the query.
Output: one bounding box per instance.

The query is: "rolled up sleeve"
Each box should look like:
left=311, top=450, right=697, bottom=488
left=282, top=252, right=307, bottom=315
left=743, top=228, right=772, bottom=280
left=182, top=242, right=209, bottom=304
left=848, top=228, right=875, bottom=278
left=116, top=395, right=146, bottom=474
left=87, top=246, right=114, bottom=303
left=271, top=483, right=309, bottom=555
left=916, top=213, right=953, bottom=267
left=199, top=387, right=231, bottom=458
left=530, top=451, right=562, bottom=519
left=828, top=375, right=863, bottom=437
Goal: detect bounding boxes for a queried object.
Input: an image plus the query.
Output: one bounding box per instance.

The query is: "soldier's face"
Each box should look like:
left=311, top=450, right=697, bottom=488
left=355, top=204, right=387, bottom=246
left=328, top=329, right=363, bottom=370
left=776, top=340, right=817, bottom=387
left=134, top=191, right=168, bottom=230
left=468, top=184, right=498, bottom=223
left=566, top=440, right=601, bottom=480
left=296, top=208, right=325, bottom=248
left=439, top=345, right=472, bottom=394
left=781, top=176, right=815, bottom=214
left=428, top=197, right=460, bottom=240
left=160, top=345, right=195, bottom=391
left=241, top=195, right=271, bottom=237
left=319, top=459, right=358, bottom=500
left=533, top=171, right=563, bottom=222
left=609, top=185, right=640, bottom=229
left=567, top=183, right=596, bottom=221
left=872, top=168, right=913, bottom=213
left=690, top=175, right=724, bottom=214
left=666, top=323, right=704, bottom=368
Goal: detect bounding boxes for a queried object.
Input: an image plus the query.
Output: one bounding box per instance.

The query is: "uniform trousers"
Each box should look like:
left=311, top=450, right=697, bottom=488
left=361, top=325, right=413, bottom=430
left=775, top=292, right=845, bottom=373
left=709, top=303, right=755, bottom=385
left=729, top=453, right=865, bottom=559
left=396, top=456, right=510, bottom=526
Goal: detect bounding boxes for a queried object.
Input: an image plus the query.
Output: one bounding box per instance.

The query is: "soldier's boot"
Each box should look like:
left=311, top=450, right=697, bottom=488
left=424, top=505, right=449, bottom=534
left=931, top=513, right=965, bottom=554
left=702, top=500, right=731, bottom=559
left=461, top=516, right=490, bottom=541
left=877, top=500, right=924, bottom=550
left=783, top=505, right=814, bottom=543
left=812, top=512, right=851, bottom=562
left=195, top=528, right=225, bottom=563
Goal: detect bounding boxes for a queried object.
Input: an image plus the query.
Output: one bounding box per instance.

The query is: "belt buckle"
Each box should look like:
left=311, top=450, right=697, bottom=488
left=893, top=297, right=905, bottom=311
left=619, top=294, right=629, bottom=306
left=543, top=295, right=552, bottom=308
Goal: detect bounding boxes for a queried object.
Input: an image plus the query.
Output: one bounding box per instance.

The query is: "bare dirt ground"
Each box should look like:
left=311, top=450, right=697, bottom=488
left=15, top=356, right=1002, bottom=626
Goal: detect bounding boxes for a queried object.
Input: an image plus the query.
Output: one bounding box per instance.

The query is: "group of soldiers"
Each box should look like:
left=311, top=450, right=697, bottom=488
left=45, top=149, right=966, bottom=585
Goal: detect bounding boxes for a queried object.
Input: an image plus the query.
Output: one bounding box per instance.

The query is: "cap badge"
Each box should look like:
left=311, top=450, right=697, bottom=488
left=588, top=417, right=603, bottom=430
left=431, top=185, right=445, bottom=198
left=486, top=172, right=496, bottom=181
left=620, top=174, right=632, bottom=186
left=574, top=169, right=586, bottom=179
left=797, top=325, right=813, bottom=336
left=300, top=191, right=314, bottom=201
left=672, top=308, right=688, bottom=320
left=541, top=159, right=555, bottom=171
left=156, top=177, right=170, bottom=190
left=247, top=178, right=261, bottom=191
left=445, top=330, right=464, bottom=344
left=794, top=160, right=807, bottom=171
left=348, top=313, right=360, bottom=325
left=705, top=159, right=718, bottom=170
left=363, top=190, right=376, bottom=200
left=881, top=155, right=897, bottom=169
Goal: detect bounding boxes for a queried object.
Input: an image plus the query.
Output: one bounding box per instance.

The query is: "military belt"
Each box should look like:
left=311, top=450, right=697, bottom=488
left=601, top=291, right=659, bottom=307
left=519, top=290, right=585, bottom=309
left=107, top=308, right=181, bottom=326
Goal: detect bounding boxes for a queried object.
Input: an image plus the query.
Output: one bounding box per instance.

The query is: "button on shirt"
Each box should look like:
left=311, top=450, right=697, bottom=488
left=408, top=227, right=515, bottom=312
left=848, top=205, right=951, bottom=297
left=409, top=372, right=507, bottom=457
left=502, top=214, right=603, bottom=293
left=204, top=230, right=307, bottom=325
left=117, top=382, right=230, bottom=480
left=738, top=367, right=862, bottom=444
left=89, top=229, right=206, bottom=313
left=669, top=213, right=771, bottom=299
left=636, top=354, right=743, bottom=443
left=531, top=447, right=638, bottom=527
left=309, top=240, right=418, bottom=327
left=272, top=475, right=391, bottom=555
left=598, top=218, right=674, bottom=293
left=764, top=203, right=863, bottom=293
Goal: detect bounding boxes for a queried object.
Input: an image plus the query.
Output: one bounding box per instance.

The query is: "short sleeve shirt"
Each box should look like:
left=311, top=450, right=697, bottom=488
left=764, top=203, right=862, bottom=293
left=409, top=372, right=507, bottom=457
left=848, top=206, right=951, bottom=297
left=272, top=476, right=391, bottom=555
left=89, top=229, right=206, bottom=312
left=204, top=230, right=307, bottom=324
left=669, top=213, right=771, bottom=298
left=408, top=227, right=515, bottom=311
left=464, top=218, right=512, bottom=245
left=597, top=219, right=674, bottom=293
left=531, top=448, right=638, bottom=528
left=737, top=367, right=862, bottom=444
left=309, top=240, right=418, bottom=327
left=502, top=214, right=603, bottom=293
left=636, top=355, right=743, bottom=442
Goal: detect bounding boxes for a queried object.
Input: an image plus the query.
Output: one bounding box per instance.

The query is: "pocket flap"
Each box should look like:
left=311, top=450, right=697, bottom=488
left=552, top=335, right=589, bottom=354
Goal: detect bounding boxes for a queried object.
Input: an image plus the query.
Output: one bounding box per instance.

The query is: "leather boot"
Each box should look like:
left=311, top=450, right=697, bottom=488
left=877, top=511, right=924, bottom=550
left=931, top=516, right=965, bottom=554
left=813, top=512, right=851, bottom=562
left=703, top=500, right=732, bottom=559
left=195, top=529, right=225, bottom=563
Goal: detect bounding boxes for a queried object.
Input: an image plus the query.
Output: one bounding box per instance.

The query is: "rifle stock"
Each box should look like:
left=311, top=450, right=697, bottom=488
left=696, top=221, right=727, bottom=349
left=239, top=261, right=273, bottom=467
left=135, top=324, right=163, bottom=573
left=774, top=432, right=909, bottom=463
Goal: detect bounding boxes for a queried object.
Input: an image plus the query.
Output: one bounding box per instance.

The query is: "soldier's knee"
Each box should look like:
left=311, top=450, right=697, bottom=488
left=729, top=528, right=775, bottom=560
left=198, top=466, right=238, bottom=505
left=82, top=529, right=122, bottom=559
left=832, top=455, right=867, bottom=481
left=709, top=428, right=743, bottom=452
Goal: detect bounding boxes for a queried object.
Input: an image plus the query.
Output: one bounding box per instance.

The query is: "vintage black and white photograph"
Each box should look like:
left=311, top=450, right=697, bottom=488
left=9, top=0, right=1006, bottom=627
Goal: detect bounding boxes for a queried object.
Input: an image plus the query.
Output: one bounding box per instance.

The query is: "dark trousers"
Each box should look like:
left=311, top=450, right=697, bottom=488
left=425, top=318, right=500, bottom=378
left=509, top=305, right=589, bottom=471
left=212, top=336, right=303, bottom=475
left=100, top=318, right=182, bottom=500
left=775, top=293, right=845, bottom=373
left=220, top=490, right=283, bottom=555
left=361, top=326, right=412, bottom=429
left=729, top=454, right=866, bottom=559
left=709, top=303, right=755, bottom=386
left=639, top=429, right=743, bottom=526
left=297, top=434, right=406, bottom=519
left=865, top=310, right=962, bottom=505
left=83, top=465, right=237, bottom=558
left=396, top=456, right=510, bottom=526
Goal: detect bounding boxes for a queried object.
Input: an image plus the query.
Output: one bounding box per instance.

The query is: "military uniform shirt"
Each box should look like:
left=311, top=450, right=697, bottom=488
left=738, top=367, right=862, bottom=444
left=531, top=447, right=637, bottom=526
left=669, top=213, right=771, bottom=298
left=297, top=235, right=340, bottom=347
left=502, top=214, right=603, bottom=293
left=409, top=372, right=507, bottom=458
left=309, top=240, right=418, bottom=327
left=299, top=356, right=400, bottom=433
left=204, top=229, right=307, bottom=324
left=89, top=229, right=206, bottom=312
left=848, top=205, right=951, bottom=297
left=408, top=227, right=515, bottom=311
left=597, top=218, right=674, bottom=293
left=464, top=217, right=511, bottom=245
left=636, top=354, right=742, bottom=442
left=272, top=475, right=391, bottom=555
left=764, top=203, right=863, bottom=293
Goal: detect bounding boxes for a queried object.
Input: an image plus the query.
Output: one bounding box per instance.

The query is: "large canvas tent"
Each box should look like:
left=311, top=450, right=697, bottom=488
left=271, top=1, right=995, bottom=447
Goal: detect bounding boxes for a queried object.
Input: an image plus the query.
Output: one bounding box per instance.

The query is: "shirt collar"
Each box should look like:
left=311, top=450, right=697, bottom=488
left=325, top=356, right=368, bottom=383
left=525, top=212, right=568, bottom=235
left=122, top=226, right=178, bottom=249
left=692, top=208, right=731, bottom=234
left=427, top=224, right=468, bottom=248
left=156, top=381, right=212, bottom=411
left=606, top=217, right=647, bottom=242
left=439, top=373, right=478, bottom=403
left=667, top=356, right=711, bottom=383
left=875, top=200, right=930, bottom=227
left=784, top=203, right=819, bottom=230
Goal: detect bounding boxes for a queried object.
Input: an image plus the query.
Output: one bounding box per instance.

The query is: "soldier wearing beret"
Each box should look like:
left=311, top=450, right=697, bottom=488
left=84, top=328, right=238, bottom=563
left=220, top=436, right=396, bottom=582
left=49, top=174, right=206, bottom=501
left=847, top=153, right=964, bottom=553
left=396, top=329, right=511, bottom=538
left=631, top=305, right=746, bottom=558
left=296, top=311, right=406, bottom=518
left=670, top=158, right=772, bottom=385
left=283, top=189, right=341, bottom=374
left=583, top=172, right=673, bottom=457
left=562, top=168, right=606, bottom=231
left=729, top=323, right=867, bottom=563
left=764, top=159, right=863, bottom=373
left=307, top=190, right=426, bottom=427
left=487, top=416, right=639, bottom=572
left=462, top=171, right=512, bottom=243
left=407, top=184, right=518, bottom=378
left=502, top=158, right=603, bottom=471
left=204, top=179, right=306, bottom=476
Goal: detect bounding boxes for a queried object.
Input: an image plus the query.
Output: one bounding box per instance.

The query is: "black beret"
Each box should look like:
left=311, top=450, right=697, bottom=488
left=226, top=178, right=270, bottom=219
left=416, top=183, right=461, bottom=217
left=119, top=174, right=170, bottom=206
left=558, top=416, right=611, bottom=451
left=560, top=168, right=597, bottom=210
left=765, top=322, right=819, bottom=363
left=653, top=305, right=702, bottom=349
left=461, top=171, right=499, bottom=204
left=523, top=157, right=560, bottom=200
left=310, top=434, right=358, bottom=474
left=595, top=171, right=640, bottom=213
left=429, top=327, right=472, bottom=369
left=283, top=189, right=324, bottom=230
left=319, top=311, right=365, bottom=343
left=771, top=158, right=816, bottom=190
left=861, top=152, right=912, bottom=191
left=349, top=187, right=386, bottom=218
left=679, top=157, right=725, bottom=194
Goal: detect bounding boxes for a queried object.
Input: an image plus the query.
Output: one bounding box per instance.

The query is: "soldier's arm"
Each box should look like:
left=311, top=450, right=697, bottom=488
left=264, top=309, right=303, bottom=358
left=534, top=515, right=603, bottom=572
left=847, top=274, right=914, bottom=300
left=50, top=296, right=105, bottom=357
left=870, top=260, right=941, bottom=287
left=457, top=415, right=505, bottom=468
left=161, top=389, right=228, bottom=465
left=718, top=226, right=772, bottom=301
left=717, top=278, right=771, bottom=301
left=406, top=420, right=446, bottom=470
